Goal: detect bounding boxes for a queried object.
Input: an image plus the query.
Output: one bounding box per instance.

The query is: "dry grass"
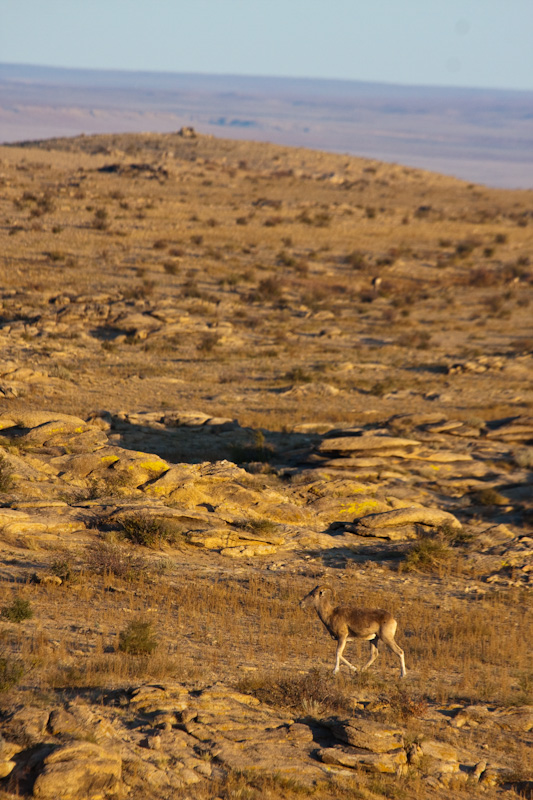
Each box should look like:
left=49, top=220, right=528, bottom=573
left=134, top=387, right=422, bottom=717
left=0, top=570, right=530, bottom=709
left=0, top=132, right=532, bottom=798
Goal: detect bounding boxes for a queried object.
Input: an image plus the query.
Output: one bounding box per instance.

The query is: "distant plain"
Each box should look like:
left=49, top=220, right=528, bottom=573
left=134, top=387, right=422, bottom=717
left=1, top=63, right=533, bottom=189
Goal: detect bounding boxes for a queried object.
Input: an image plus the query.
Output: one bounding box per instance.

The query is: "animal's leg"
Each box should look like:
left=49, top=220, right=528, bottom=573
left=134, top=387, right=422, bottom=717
left=340, top=655, right=357, bottom=672
left=382, top=635, right=407, bottom=678
left=334, top=633, right=349, bottom=674
left=361, top=639, right=379, bottom=672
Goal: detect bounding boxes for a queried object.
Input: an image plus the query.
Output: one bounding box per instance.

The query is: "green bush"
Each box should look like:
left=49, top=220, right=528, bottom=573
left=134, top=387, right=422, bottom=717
left=0, top=657, right=24, bottom=692
left=2, top=597, right=33, bottom=623
left=0, top=456, right=14, bottom=492
left=118, top=514, right=178, bottom=548
left=118, top=618, right=158, bottom=655
left=400, top=536, right=454, bottom=574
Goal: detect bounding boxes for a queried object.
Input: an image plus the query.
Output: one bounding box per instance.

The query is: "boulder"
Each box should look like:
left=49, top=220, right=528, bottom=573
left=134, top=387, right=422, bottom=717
left=318, top=745, right=407, bottom=774
left=318, top=435, right=420, bottom=454
left=492, top=706, right=533, bottom=732
left=33, top=742, right=121, bottom=799
left=351, top=506, right=462, bottom=537
left=3, top=706, right=50, bottom=745
left=0, top=736, right=22, bottom=779
left=323, top=717, right=404, bottom=753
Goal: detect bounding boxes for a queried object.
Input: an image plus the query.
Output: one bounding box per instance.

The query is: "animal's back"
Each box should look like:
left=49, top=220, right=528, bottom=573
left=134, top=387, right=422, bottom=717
left=339, top=606, right=395, bottom=638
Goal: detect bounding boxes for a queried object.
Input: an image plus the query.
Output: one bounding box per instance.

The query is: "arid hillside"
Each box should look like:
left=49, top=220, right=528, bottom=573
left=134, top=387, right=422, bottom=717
left=0, top=131, right=532, bottom=800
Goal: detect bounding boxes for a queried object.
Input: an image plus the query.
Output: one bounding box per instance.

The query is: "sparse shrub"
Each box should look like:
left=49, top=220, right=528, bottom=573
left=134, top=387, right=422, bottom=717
left=153, top=239, right=168, bottom=250
left=359, top=289, right=376, bottom=303
left=511, top=448, right=533, bottom=469
left=182, top=279, right=202, bottom=298
left=469, top=267, right=498, bottom=287
left=0, top=657, right=24, bottom=692
left=236, top=668, right=352, bottom=716
left=397, top=330, right=432, bottom=349
left=365, top=206, right=376, bottom=219
left=118, top=618, right=158, bottom=655
left=0, top=456, right=14, bottom=492
left=312, top=211, right=332, bottom=227
left=400, top=535, right=455, bottom=574
left=236, top=519, right=279, bottom=536
left=437, top=523, right=474, bottom=547
left=2, top=597, right=33, bottom=623
left=118, top=514, right=178, bottom=548
left=284, top=367, right=313, bottom=384
left=495, top=233, right=508, bottom=244
left=248, top=277, right=283, bottom=303
left=190, top=234, right=203, bottom=245
left=414, top=205, right=431, bottom=219
left=369, top=379, right=396, bottom=397
left=263, top=215, right=283, bottom=227
left=46, top=250, right=65, bottom=262
left=277, top=250, right=296, bottom=267
left=293, top=260, right=309, bottom=277
left=455, top=238, right=480, bottom=258
left=92, top=207, right=109, bottom=230
left=230, top=430, right=275, bottom=465
left=386, top=688, right=429, bottom=721
left=472, top=487, right=507, bottom=506
left=344, top=249, right=368, bottom=270
left=197, top=332, right=220, bottom=353
left=86, top=540, right=148, bottom=579
left=484, top=295, right=503, bottom=314
left=301, top=283, right=329, bottom=309
left=235, top=216, right=248, bottom=225
left=50, top=558, right=74, bottom=582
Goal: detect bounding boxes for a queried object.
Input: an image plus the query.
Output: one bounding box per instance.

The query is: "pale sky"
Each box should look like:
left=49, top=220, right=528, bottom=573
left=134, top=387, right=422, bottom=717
left=1, top=0, right=532, bottom=91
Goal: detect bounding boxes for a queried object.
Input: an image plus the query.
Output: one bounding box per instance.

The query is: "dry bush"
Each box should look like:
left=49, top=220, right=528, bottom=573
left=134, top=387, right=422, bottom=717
left=469, top=267, right=499, bottom=287
left=399, top=535, right=456, bottom=574
left=86, top=540, right=148, bottom=580
left=118, top=514, right=181, bottom=548
left=230, top=430, right=276, bottom=465
left=248, top=277, right=284, bottom=303
left=396, top=330, right=432, bottom=349
left=343, top=250, right=369, bottom=270
left=284, top=367, right=314, bottom=384
left=236, top=668, right=353, bottom=716
left=197, top=332, right=220, bottom=354
left=0, top=657, right=24, bottom=692
left=92, top=207, right=109, bottom=230
left=0, top=456, right=14, bottom=492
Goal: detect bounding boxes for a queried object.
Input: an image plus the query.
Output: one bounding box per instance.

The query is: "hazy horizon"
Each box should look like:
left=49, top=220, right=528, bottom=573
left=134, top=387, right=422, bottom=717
left=2, top=62, right=532, bottom=190
left=2, top=1, right=532, bottom=92
left=4, top=60, right=533, bottom=97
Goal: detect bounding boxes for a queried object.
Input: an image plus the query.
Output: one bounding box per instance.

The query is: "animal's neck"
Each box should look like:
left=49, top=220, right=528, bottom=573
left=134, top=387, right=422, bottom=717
left=316, top=596, right=333, bottom=625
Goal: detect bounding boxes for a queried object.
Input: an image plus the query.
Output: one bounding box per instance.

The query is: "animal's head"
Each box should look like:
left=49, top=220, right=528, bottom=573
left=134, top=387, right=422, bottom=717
left=299, top=585, right=334, bottom=609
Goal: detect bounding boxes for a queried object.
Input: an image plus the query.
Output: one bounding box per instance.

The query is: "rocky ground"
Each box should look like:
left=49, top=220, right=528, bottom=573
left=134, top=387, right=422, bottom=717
left=0, top=130, right=532, bottom=799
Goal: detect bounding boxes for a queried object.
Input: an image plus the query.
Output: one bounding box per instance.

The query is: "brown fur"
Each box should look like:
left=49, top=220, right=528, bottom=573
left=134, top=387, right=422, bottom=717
left=300, top=585, right=407, bottom=677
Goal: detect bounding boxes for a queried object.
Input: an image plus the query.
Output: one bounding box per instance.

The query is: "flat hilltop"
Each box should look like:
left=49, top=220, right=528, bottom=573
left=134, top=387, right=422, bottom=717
left=0, top=131, right=532, bottom=800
